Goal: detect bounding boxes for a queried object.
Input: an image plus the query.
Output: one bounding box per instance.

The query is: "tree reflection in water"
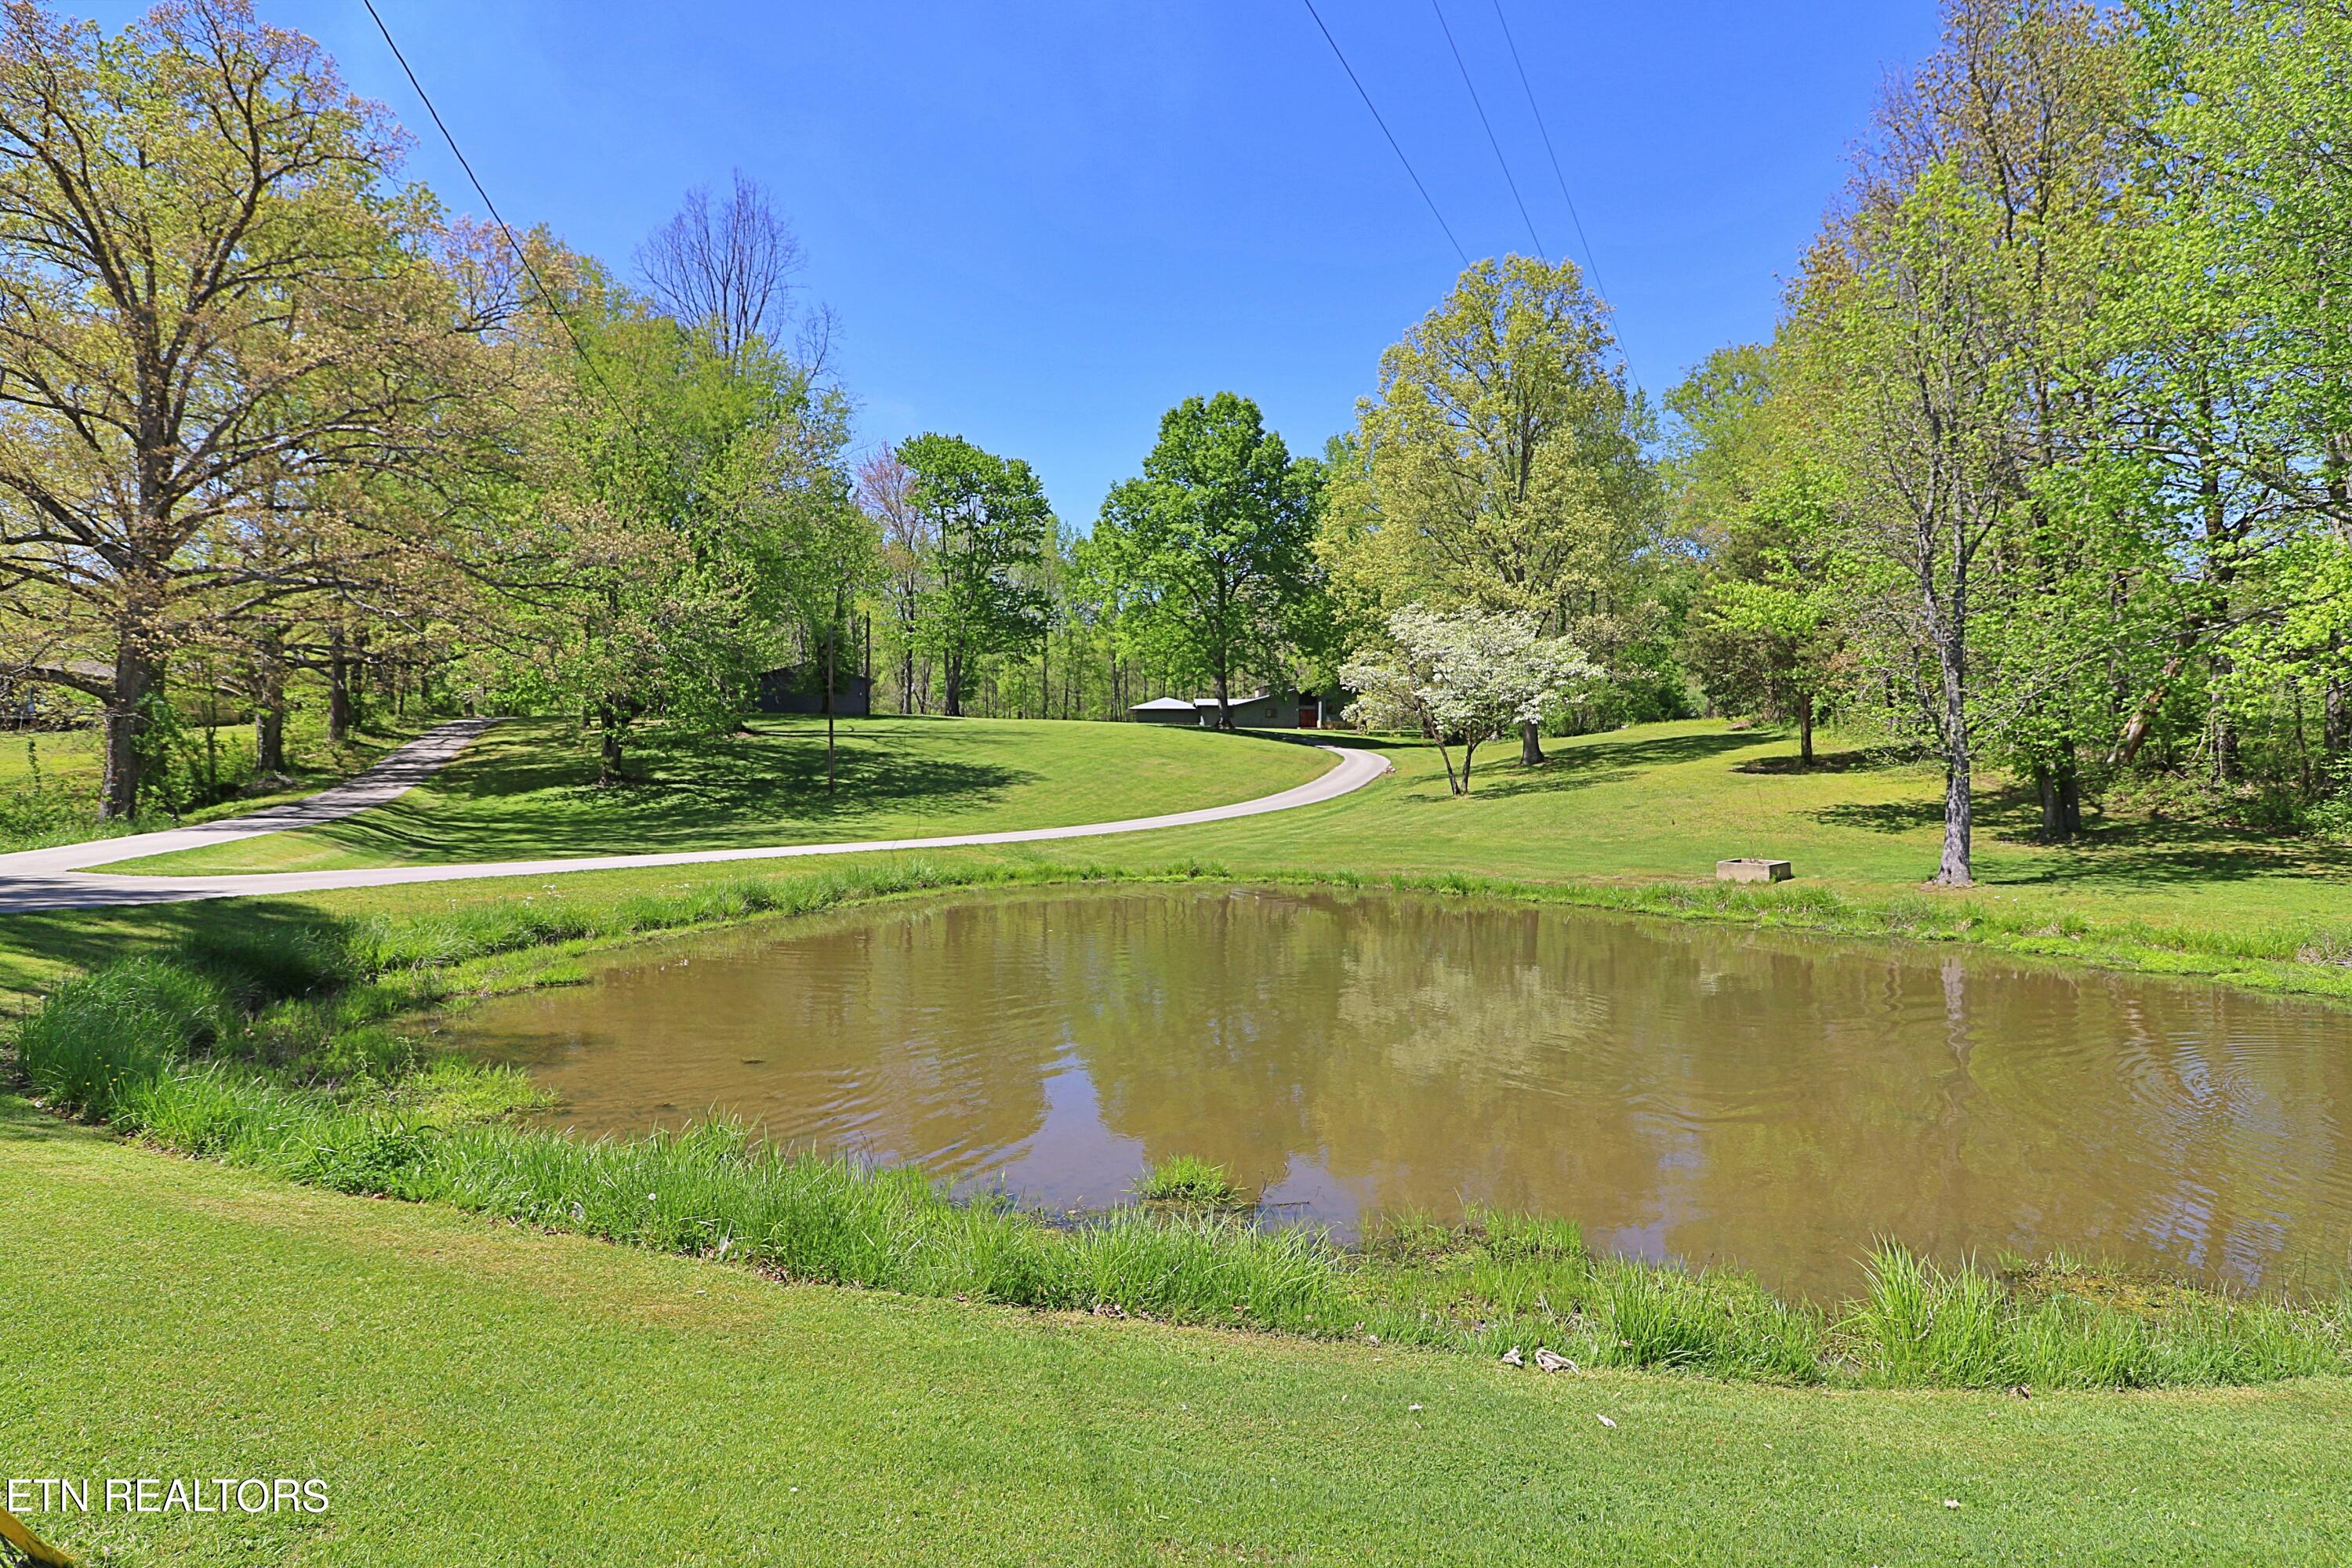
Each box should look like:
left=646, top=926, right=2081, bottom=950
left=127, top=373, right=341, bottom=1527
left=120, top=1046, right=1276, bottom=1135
left=451, top=886, right=2352, bottom=1300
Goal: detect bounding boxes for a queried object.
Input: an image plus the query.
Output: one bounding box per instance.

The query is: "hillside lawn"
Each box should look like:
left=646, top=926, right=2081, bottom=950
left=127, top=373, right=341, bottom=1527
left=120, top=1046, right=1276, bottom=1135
left=107, top=715, right=1331, bottom=874
left=2, top=1096, right=2346, bottom=1567
left=4, top=717, right=2350, bottom=1564
left=0, top=714, right=424, bottom=853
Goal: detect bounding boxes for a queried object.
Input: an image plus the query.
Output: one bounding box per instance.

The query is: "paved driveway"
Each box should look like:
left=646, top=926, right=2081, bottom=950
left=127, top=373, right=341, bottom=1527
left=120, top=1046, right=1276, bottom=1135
left=0, top=720, right=1390, bottom=912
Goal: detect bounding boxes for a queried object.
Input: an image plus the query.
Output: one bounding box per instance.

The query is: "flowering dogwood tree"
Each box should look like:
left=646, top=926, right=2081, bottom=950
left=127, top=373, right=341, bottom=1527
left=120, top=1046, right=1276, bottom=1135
left=1342, top=606, right=1595, bottom=795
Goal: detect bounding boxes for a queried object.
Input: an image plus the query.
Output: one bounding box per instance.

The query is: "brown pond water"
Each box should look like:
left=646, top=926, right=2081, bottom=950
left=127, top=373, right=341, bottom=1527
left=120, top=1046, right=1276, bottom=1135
left=444, top=885, right=2352, bottom=1300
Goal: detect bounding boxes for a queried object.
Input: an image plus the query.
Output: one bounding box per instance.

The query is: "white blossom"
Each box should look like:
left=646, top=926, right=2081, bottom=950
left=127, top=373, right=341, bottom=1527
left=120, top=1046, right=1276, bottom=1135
left=1342, top=605, right=1596, bottom=794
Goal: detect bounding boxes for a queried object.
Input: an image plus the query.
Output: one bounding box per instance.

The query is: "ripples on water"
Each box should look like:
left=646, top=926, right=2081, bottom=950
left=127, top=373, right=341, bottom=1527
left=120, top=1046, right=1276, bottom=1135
left=446, top=886, right=2352, bottom=1299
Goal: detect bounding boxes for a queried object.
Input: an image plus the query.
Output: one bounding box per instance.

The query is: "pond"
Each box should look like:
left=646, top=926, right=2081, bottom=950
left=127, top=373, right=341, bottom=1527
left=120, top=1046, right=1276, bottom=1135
left=444, top=885, right=2352, bottom=1300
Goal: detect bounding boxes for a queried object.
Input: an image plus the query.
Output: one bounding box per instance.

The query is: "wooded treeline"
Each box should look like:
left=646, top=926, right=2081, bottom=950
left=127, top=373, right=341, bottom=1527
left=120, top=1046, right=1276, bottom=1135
left=0, top=0, right=2344, bottom=891
left=1672, top=0, right=2352, bottom=881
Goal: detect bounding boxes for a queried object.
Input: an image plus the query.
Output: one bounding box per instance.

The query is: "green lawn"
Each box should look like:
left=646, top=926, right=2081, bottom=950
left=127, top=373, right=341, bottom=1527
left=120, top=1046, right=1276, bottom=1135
left=4, top=1096, right=2346, bottom=1567
left=0, top=725, right=102, bottom=785
left=6, top=717, right=2349, bottom=1006
left=110, top=716, right=1331, bottom=875
left=0, top=717, right=425, bottom=854
left=1072, top=720, right=2352, bottom=938
left=108, top=717, right=2352, bottom=946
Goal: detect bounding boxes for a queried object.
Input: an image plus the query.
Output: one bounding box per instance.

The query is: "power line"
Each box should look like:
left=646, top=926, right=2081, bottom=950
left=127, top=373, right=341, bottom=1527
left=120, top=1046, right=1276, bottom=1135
left=1428, top=0, right=1544, bottom=260
left=1298, top=0, right=1468, bottom=267
left=1489, top=2, right=1609, bottom=308
left=359, top=0, right=604, bottom=387
left=1487, top=0, right=1639, bottom=394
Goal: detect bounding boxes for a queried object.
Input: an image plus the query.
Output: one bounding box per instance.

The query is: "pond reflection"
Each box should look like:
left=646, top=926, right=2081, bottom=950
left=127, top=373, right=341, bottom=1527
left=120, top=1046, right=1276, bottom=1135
left=446, top=886, right=2352, bottom=1299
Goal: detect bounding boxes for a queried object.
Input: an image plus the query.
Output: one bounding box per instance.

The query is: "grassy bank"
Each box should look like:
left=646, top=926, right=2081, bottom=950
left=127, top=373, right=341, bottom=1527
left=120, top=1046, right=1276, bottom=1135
left=12, top=881, right=2347, bottom=1397
left=8, top=843, right=2349, bottom=1015
left=5, top=1104, right=2347, bottom=1566
left=109, top=715, right=1329, bottom=874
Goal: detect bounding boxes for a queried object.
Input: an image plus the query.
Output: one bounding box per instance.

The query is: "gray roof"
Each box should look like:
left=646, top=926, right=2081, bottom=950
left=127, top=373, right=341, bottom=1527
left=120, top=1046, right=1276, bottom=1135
left=1131, top=697, right=1197, bottom=712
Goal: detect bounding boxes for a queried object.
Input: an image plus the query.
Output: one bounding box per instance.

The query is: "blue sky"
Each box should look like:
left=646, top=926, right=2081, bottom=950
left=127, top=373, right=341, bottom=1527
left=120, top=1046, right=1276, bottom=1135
left=94, top=1, right=1943, bottom=522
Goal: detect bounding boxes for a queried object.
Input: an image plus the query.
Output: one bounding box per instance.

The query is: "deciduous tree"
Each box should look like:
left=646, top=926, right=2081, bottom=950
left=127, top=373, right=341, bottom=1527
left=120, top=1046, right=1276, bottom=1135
left=1342, top=605, right=1594, bottom=795
left=1317, top=255, right=1654, bottom=763
left=0, top=0, right=477, bottom=815
left=1094, top=393, right=1323, bottom=730
left=898, top=434, right=1051, bottom=718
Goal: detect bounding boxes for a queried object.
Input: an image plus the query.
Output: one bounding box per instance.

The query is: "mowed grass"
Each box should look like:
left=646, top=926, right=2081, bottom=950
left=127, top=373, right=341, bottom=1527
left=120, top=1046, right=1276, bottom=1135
left=0, top=716, right=424, bottom=852
left=0, top=724, right=101, bottom=784
left=1071, top=721, right=2352, bottom=939
left=110, top=715, right=1330, bottom=875
left=3, top=1100, right=2348, bottom=1567
left=5, top=724, right=2352, bottom=1563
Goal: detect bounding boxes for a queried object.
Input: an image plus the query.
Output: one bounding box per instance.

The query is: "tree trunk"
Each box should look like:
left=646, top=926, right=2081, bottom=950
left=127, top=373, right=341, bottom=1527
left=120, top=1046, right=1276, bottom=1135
left=2035, top=755, right=2081, bottom=841
left=2196, top=393, right=2238, bottom=789
left=825, top=597, right=839, bottom=796
left=943, top=646, right=963, bottom=717
left=327, top=626, right=353, bottom=745
left=2328, top=433, right=2350, bottom=775
left=2326, top=637, right=2349, bottom=779
left=1936, top=575, right=1972, bottom=887
left=1940, top=748, right=1973, bottom=886
left=1459, top=740, right=1479, bottom=795
left=255, top=696, right=285, bottom=775
left=350, top=627, right=370, bottom=735
left=1519, top=720, right=1545, bottom=767
left=1798, top=691, right=1815, bottom=767
left=2212, top=701, right=2239, bottom=787
left=598, top=701, right=626, bottom=786
left=254, top=626, right=287, bottom=774
left=1214, top=663, right=1232, bottom=731
left=99, top=642, right=159, bottom=821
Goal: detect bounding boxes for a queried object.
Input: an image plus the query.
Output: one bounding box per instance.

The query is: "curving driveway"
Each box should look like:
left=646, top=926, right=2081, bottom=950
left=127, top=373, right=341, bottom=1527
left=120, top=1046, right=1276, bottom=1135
left=0, top=719, right=1392, bottom=912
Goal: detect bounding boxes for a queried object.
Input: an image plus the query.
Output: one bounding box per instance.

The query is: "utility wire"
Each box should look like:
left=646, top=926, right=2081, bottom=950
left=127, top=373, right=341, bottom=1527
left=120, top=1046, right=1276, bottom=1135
left=1428, top=0, right=1544, bottom=260
left=1487, top=0, right=1639, bottom=395
left=360, top=0, right=607, bottom=390
left=1490, top=1, right=1609, bottom=311
left=1298, top=0, right=1468, bottom=267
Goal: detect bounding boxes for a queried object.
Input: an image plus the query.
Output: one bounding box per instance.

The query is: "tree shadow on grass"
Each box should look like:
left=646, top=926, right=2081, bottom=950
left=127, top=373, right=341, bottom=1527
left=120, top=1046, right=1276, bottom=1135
left=1736, top=749, right=1900, bottom=775
left=1991, top=815, right=2352, bottom=889
left=312, top=721, right=1039, bottom=858
left=1813, top=779, right=2352, bottom=888
left=1811, top=800, right=1948, bottom=835
left=1809, top=773, right=2044, bottom=839
left=1434, top=728, right=1776, bottom=802
left=0, top=897, right=339, bottom=1014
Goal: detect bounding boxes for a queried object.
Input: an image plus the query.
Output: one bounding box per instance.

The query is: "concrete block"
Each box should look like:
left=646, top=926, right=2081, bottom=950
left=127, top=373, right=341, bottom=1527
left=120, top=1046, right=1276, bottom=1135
left=1716, top=858, right=1793, bottom=884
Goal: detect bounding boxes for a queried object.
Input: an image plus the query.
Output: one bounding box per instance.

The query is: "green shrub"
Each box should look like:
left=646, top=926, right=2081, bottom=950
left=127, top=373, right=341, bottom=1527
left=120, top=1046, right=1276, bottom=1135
left=1134, top=1155, right=1248, bottom=1207
left=14, top=958, right=230, bottom=1116
left=1853, top=1243, right=2007, bottom=1386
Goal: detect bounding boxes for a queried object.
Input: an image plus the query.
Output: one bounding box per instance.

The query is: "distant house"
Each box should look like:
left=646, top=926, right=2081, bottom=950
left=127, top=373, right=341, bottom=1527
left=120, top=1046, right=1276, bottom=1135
left=1129, top=696, right=1200, bottom=726
left=1196, top=692, right=1291, bottom=728
left=755, top=667, right=872, bottom=717
left=1127, top=689, right=1348, bottom=729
